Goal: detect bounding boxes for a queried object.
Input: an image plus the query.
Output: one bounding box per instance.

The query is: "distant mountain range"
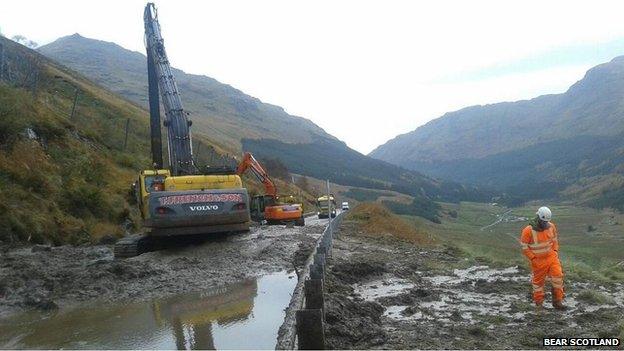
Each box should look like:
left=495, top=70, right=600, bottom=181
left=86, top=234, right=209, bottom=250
left=37, top=34, right=490, bottom=214
left=370, top=57, right=624, bottom=209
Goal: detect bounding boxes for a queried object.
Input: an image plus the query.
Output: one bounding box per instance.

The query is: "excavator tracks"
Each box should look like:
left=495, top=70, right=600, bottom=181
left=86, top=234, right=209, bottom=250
left=114, top=234, right=154, bottom=259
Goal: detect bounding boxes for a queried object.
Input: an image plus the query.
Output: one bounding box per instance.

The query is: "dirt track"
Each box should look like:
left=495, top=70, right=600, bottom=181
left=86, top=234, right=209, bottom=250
left=0, top=219, right=326, bottom=319
left=324, top=220, right=624, bottom=349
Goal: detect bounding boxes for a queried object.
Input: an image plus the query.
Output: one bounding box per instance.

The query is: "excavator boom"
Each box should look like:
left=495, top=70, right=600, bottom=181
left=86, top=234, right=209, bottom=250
left=144, top=3, right=197, bottom=175
left=236, top=152, right=277, bottom=196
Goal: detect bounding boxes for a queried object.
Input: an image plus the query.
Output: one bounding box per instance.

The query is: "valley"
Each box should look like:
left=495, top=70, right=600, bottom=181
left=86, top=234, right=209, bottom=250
left=1, top=5, right=624, bottom=349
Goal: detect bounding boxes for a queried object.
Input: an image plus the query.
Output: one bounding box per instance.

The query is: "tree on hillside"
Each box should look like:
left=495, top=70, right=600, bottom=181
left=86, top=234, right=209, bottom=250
left=296, top=175, right=310, bottom=192
left=260, top=157, right=290, bottom=180
left=11, top=35, right=38, bottom=49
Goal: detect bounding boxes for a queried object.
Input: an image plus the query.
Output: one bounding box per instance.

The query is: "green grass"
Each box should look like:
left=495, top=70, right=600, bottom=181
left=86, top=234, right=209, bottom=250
left=576, top=290, right=616, bottom=304
left=0, top=55, right=148, bottom=244
left=410, top=201, right=624, bottom=282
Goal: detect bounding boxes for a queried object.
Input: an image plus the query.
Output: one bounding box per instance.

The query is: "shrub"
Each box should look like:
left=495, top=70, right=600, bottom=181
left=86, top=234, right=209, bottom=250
left=259, top=157, right=290, bottom=180
left=0, top=90, right=29, bottom=147
left=0, top=140, right=58, bottom=195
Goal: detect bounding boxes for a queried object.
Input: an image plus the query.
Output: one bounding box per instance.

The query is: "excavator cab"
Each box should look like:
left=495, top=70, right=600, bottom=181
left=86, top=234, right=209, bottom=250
left=249, top=195, right=276, bottom=222
left=137, top=169, right=171, bottom=219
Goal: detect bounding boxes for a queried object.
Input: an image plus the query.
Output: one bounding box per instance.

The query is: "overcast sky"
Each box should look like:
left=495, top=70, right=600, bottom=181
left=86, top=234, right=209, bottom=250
left=2, top=1, right=624, bottom=154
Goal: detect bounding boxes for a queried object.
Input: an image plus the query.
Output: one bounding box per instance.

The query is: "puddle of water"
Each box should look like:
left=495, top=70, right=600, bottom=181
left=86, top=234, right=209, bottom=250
left=353, top=277, right=414, bottom=301
left=0, top=271, right=297, bottom=350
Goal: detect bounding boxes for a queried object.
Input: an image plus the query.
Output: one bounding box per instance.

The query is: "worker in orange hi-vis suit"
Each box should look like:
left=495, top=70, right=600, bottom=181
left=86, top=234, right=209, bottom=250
left=520, top=206, right=566, bottom=310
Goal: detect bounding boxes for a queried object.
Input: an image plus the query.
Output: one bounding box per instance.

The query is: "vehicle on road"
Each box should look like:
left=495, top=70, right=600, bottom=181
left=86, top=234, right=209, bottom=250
left=341, top=201, right=350, bottom=211
left=236, top=152, right=305, bottom=226
left=317, top=195, right=337, bottom=219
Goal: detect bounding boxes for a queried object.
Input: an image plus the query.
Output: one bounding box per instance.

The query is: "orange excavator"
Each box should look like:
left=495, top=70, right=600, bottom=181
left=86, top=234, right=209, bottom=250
left=236, top=152, right=305, bottom=226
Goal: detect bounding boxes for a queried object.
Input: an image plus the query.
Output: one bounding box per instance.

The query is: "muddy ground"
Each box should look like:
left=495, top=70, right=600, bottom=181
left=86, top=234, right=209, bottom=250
left=0, top=218, right=326, bottom=319
left=324, top=220, right=624, bottom=349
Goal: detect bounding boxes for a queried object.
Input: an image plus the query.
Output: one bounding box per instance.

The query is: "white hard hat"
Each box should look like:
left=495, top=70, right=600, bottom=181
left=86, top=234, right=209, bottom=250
left=536, top=206, right=552, bottom=222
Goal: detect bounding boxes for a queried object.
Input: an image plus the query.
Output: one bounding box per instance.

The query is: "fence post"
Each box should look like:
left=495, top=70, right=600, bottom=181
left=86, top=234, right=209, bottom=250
left=69, top=88, right=79, bottom=120
left=304, top=279, right=324, bottom=311
left=310, top=263, right=324, bottom=280
left=287, top=208, right=342, bottom=350
left=123, top=118, right=130, bottom=150
left=296, top=309, right=325, bottom=350
left=314, top=253, right=325, bottom=267
left=0, top=41, right=4, bottom=81
left=317, top=244, right=327, bottom=256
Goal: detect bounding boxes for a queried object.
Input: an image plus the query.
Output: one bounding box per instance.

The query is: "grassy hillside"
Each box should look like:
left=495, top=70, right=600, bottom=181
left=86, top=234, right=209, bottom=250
left=370, top=56, right=624, bottom=210
left=0, top=36, right=315, bottom=244
left=406, top=134, right=624, bottom=208
left=38, top=34, right=334, bottom=154
left=410, top=201, right=624, bottom=282
left=0, top=36, right=153, bottom=244
left=242, top=137, right=492, bottom=205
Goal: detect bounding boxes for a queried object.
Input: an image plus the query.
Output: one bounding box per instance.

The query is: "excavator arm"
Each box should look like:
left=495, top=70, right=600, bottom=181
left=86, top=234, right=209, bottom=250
left=144, top=3, right=197, bottom=175
left=236, top=152, right=277, bottom=197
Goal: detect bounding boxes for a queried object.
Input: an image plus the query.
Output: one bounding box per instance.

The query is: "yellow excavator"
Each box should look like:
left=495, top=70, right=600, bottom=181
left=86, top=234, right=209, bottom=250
left=115, top=3, right=250, bottom=258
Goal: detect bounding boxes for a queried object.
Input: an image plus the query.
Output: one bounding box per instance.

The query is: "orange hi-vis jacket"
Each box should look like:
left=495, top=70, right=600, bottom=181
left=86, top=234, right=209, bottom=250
left=520, top=222, right=559, bottom=259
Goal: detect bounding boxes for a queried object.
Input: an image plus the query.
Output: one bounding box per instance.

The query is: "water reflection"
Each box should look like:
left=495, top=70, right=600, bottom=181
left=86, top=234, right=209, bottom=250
left=0, top=271, right=297, bottom=350
left=154, top=279, right=257, bottom=350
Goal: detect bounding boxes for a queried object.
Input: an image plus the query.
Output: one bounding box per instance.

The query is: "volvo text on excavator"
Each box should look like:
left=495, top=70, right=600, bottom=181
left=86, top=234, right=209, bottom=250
left=115, top=3, right=251, bottom=258
left=236, top=152, right=305, bottom=226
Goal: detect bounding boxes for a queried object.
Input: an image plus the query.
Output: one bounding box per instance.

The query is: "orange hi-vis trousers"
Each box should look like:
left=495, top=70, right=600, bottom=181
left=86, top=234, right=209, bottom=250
left=530, top=251, right=564, bottom=304
left=520, top=223, right=564, bottom=305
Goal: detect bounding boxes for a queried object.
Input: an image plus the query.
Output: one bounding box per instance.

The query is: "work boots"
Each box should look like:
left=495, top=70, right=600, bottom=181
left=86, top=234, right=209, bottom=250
left=551, top=288, right=567, bottom=310
left=552, top=300, right=567, bottom=310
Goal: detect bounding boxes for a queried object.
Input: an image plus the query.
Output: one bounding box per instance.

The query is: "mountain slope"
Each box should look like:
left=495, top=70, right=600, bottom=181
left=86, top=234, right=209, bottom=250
left=370, top=57, right=624, bottom=209
left=0, top=35, right=152, bottom=244
left=38, top=34, right=334, bottom=154
left=371, top=56, right=624, bottom=163
left=242, top=137, right=490, bottom=204
left=37, top=33, right=492, bottom=212
left=0, top=36, right=322, bottom=244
